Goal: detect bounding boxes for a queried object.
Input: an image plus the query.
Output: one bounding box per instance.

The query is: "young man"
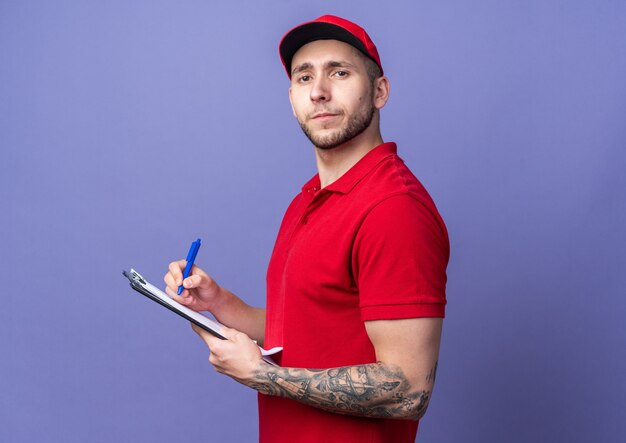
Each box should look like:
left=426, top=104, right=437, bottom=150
left=164, top=15, right=449, bottom=443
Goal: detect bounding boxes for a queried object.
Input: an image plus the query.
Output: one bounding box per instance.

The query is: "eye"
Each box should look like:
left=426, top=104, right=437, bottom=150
left=333, top=70, right=349, bottom=78
left=297, top=74, right=312, bottom=83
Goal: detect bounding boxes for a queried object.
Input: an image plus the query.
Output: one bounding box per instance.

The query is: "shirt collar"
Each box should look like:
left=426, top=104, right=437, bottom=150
left=301, top=142, right=398, bottom=195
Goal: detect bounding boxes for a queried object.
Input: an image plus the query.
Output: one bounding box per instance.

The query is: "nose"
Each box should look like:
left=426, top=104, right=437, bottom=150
left=310, top=76, right=330, bottom=103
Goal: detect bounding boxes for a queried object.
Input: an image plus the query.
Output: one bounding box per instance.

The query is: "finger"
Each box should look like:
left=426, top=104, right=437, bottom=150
left=182, top=271, right=212, bottom=291
left=168, top=260, right=187, bottom=286
left=165, top=285, right=192, bottom=305
left=182, top=273, right=201, bottom=290
left=217, top=325, right=250, bottom=343
left=208, top=353, right=225, bottom=373
left=192, top=323, right=212, bottom=344
left=164, top=274, right=187, bottom=298
left=164, top=284, right=175, bottom=297
left=191, top=322, right=206, bottom=337
left=163, top=272, right=178, bottom=290
left=230, top=331, right=250, bottom=344
left=215, top=325, right=236, bottom=340
left=191, top=323, right=222, bottom=349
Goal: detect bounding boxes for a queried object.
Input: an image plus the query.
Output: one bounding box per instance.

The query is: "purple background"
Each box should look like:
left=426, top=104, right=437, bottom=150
left=2, top=1, right=625, bottom=442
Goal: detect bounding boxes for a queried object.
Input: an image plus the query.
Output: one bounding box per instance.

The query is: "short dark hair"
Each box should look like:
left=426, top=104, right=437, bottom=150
left=364, top=56, right=383, bottom=84
left=350, top=46, right=382, bottom=85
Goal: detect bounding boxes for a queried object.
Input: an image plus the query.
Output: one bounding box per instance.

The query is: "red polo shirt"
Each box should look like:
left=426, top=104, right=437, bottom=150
left=259, top=142, right=449, bottom=443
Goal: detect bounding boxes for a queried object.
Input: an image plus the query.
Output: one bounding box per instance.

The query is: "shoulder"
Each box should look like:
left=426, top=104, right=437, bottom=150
left=357, top=155, right=447, bottom=235
left=355, top=193, right=449, bottom=258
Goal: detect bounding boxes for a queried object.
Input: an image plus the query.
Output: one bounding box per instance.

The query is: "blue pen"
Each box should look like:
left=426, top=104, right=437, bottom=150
left=178, top=238, right=201, bottom=295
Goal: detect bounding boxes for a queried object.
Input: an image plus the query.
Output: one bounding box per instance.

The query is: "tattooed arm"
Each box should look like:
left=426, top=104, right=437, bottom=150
left=248, top=361, right=434, bottom=420
left=192, top=317, right=442, bottom=421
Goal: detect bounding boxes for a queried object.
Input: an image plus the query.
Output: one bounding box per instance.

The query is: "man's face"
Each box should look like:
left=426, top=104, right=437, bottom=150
left=289, top=39, right=377, bottom=150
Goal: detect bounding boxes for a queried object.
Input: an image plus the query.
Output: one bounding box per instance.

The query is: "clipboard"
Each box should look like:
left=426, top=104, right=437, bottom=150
left=122, top=268, right=281, bottom=365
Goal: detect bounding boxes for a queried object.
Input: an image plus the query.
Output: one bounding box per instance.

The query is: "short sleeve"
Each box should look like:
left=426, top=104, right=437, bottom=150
left=352, top=194, right=449, bottom=321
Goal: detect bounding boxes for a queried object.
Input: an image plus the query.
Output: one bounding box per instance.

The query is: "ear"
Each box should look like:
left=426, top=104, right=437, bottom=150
left=373, top=75, right=390, bottom=110
left=288, top=86, right=298, bottom=118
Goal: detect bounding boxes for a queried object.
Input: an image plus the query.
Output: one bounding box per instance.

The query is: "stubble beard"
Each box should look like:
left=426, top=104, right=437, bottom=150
left=298, top=100, right=376, bottom=150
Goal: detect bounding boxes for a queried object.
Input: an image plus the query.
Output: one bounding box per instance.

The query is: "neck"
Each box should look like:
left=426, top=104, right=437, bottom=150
left=314, top=120, right=384, bottom=188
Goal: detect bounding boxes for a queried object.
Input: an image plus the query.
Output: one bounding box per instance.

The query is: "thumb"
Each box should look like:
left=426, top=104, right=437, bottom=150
left=183, top=274, right=203, bottom=289
left=217, top=325, right=245, bottom=341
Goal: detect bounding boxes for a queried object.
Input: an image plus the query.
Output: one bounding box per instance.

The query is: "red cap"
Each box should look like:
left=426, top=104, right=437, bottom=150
left=279, top=15, right=383, bottom=79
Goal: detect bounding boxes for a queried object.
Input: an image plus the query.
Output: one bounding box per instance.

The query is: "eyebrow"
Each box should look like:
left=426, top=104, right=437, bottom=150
left=291, top=60, right=358, bottom=77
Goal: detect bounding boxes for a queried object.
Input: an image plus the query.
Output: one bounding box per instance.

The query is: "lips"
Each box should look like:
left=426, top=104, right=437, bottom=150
left=310, top=112, right=340, bottom=120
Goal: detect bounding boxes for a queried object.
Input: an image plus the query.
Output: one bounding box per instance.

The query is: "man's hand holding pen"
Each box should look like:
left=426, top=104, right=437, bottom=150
left=164, top=260, right=224, bottom=313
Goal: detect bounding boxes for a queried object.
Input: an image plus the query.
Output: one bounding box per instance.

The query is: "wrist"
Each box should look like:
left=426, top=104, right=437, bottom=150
left=244, top=360, right=275, bottom=392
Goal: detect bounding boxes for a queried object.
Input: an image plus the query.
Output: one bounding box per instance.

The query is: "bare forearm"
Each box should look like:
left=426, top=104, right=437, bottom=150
left=211, top=287, right=266, bottom=344
left=246, top=361, right=436, bottom=420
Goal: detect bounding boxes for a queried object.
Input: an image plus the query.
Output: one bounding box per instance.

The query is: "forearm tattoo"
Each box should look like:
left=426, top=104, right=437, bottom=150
left=248, top=361, right=438, bottom=420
